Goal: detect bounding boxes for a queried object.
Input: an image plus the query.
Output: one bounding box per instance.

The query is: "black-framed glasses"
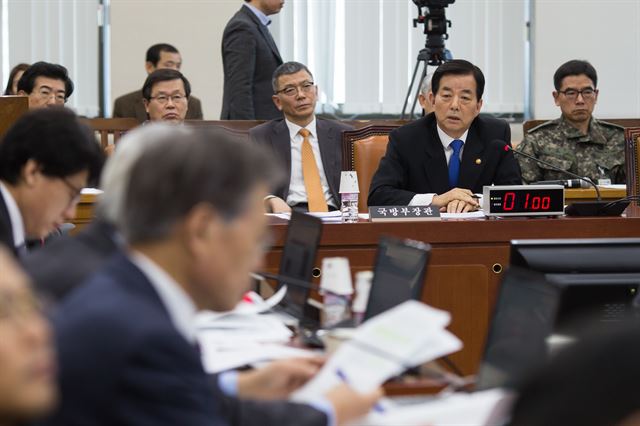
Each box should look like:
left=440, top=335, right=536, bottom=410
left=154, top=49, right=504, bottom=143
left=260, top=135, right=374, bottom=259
left=36, top=87, right=67, bottom=104
left=61, top=177, right=83, bottom=206
left=149, top=94, right=187, bottom=105
left=276, top=82, right=315, bottom=97
left=557, top=88, right=597, bottom=101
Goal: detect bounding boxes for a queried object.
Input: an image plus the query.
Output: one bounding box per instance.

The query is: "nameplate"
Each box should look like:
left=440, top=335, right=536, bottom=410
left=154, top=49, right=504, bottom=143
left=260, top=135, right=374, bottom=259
left=368, top=205, right=441, bottom=222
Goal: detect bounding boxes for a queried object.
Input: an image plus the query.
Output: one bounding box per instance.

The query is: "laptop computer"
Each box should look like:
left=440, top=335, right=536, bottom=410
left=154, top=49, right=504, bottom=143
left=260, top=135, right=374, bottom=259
left=271, top=210, right=323, bottom=328
left=475, top=266, right=561, bottom=390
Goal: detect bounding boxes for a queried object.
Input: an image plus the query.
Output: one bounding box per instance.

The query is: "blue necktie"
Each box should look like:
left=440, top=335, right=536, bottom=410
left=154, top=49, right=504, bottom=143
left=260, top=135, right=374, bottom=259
left=448, top=139, right=464, bottom=188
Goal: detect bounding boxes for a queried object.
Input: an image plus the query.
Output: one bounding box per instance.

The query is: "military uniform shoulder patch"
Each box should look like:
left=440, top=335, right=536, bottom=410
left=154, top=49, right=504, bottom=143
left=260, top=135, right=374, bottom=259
left=527, top=119, right=560, bottom=134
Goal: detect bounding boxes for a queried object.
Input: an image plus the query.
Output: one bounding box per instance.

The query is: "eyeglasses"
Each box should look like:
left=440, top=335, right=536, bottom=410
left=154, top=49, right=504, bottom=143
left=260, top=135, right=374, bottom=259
left=0, top=290, right=43, bottom=324
left=36, top=87, right=66, bottom=104
left=149, top=94, right=187, bottom=105
left=61, top=177, right=83, bottom=207
left=557, top=88, right=597, bottom=101
left=276, top=82, right=315, bottom=97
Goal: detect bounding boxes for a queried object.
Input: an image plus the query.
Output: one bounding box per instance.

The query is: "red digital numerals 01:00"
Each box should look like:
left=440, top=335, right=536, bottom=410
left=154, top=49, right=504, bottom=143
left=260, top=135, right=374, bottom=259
left=502, top=192, right=551, bottom=211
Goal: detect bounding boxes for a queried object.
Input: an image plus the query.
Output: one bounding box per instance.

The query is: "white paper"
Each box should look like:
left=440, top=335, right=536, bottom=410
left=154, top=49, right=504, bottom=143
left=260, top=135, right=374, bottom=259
left=196, top=286, right=287, bottom=323
left=351, top=388, right=513, bottom=426
left=81, top=187, right=103, bottom=195
left=292, top=301, right=462, bottom=402
left=441, top=210, right=486, bottom=220
left=598, top=184, right=626, bottom=190
left=200, top=343, right=317, bottom=373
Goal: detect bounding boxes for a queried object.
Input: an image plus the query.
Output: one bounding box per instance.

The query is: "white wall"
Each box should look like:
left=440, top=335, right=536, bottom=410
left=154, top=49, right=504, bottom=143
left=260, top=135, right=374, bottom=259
left=109, top=0, right=246, bottom=119
left=532, top=0, right=640, bottom=119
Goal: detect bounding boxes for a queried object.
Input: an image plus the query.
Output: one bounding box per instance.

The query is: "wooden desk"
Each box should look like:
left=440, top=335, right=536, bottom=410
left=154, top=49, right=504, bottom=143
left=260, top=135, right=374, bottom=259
left=264, top=210, right=640, bottom=376
left=565, top=187, right=627, bottom=202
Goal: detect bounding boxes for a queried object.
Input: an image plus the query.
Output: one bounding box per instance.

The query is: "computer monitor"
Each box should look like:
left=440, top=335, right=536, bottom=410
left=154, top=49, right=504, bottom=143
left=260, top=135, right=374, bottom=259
left=277, top=211, right=323, bottom=325
left=510, top=238, right=640, bottom=334
left=364, top=236, right=431, bottom=321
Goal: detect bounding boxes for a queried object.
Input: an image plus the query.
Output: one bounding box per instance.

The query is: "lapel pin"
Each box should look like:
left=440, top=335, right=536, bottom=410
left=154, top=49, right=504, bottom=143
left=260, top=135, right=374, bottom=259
left=475, top=158, right=482, bottom=165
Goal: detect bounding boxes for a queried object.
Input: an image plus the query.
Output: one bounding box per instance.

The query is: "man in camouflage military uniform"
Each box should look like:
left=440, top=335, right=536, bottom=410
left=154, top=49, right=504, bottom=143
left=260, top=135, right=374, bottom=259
left=517, top=60, right=625, bottom=184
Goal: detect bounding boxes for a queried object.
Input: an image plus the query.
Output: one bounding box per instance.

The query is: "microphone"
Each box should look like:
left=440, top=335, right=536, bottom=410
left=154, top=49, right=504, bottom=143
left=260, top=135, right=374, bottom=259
left=251, top=272, right=319, bottom=291
left=499, top=142, right=601, bottom=201
left=532, top=179, right=591, bottom=189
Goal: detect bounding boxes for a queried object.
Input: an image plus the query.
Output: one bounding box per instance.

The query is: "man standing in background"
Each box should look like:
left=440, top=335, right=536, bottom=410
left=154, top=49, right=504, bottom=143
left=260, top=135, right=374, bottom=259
left=221, top=0, right=284, bottom=120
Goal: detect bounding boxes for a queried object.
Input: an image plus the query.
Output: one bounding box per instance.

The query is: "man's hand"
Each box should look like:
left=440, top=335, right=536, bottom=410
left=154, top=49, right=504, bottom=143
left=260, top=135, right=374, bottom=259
left=236, top=357, right=324, bottom=400
left=325, top=384, right=384, bottom=425
left=265, top=196, right=292, bottom=214
left=432, top=188, right=479, bottom=213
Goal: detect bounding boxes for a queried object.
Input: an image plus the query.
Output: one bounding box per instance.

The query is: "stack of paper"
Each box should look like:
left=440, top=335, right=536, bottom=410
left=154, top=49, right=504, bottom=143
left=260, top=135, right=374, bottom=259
left=353, top=388, right=514, bottom=426
left=291, top=301, right=462, bottom=401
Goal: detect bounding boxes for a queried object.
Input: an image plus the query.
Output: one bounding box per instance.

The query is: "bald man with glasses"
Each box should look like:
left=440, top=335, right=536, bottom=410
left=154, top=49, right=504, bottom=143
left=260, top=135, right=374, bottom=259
left=249, top=61, right=353, bottom=213
left=517, top=59, right=626, bottom=185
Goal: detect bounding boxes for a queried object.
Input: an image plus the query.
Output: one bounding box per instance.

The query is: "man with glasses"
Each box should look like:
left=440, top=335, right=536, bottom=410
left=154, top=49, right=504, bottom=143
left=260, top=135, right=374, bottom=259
left=142, top=69, right=191, bottom=123
left=113, top=43, right=203, bottom=122
left=517, top=59, right=625, bottom=184
left=250, top=62, right=353, bottom=213
left=16, top=62, right=74, bottom=109
left=0, top=108, right=103, bottom=257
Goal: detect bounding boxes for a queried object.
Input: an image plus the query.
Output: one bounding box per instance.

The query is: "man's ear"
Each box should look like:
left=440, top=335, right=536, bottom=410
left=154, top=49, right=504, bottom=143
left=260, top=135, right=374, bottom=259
left=428, top=91, right=436, bottom=107
left=17, top=90, right=27, bottom=96
left=143, top=99, right=150, bottom=114
left=182, top=204, right=220, bottom=254
left=145, top=62, right=156, bottom=75
left=21, top=159, right=40, bottom=187
left=552, top=91, right=560, bottom=107
left=272, top=95, right=283, bottom=111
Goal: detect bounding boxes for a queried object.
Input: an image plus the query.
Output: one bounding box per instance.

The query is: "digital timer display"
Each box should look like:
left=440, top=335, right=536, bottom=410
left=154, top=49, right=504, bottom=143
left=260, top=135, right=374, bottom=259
left=483, top=185, right=565, bottom=217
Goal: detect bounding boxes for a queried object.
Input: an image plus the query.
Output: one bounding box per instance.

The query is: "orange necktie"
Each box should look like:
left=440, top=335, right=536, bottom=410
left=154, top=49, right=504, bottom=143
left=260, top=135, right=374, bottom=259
left=299, top=128, right=328, bottom=212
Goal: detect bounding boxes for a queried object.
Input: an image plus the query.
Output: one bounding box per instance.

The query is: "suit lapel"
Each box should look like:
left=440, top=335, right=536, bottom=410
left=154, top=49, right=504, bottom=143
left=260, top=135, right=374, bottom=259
left=0, top=192, right=15, bottom=251
left=316, top=119, right=340, bottom=202
left=422, top=117, right=451, bottom=194
left=241, top=7, right=282, bottom=62
left=458, top=119, right=486, bottom=191
left=271, top=120, right=292, bottom=199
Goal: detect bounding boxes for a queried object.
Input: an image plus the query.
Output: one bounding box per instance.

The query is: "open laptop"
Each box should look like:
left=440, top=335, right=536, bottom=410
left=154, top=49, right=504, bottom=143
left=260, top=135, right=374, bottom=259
left=271, top=210, right=323, bottom=328
left=475, top=266, right=561, bottom=390
left=363, top=236, right=431, bottom=321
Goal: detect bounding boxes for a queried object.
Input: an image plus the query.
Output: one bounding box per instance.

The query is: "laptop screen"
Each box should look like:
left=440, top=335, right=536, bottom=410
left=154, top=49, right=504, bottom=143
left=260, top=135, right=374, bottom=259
left=364, top=236, right=431, bottom=321
left=277, top=211, right=323, bottom=324
left=476, top=266, right=561, bottom=390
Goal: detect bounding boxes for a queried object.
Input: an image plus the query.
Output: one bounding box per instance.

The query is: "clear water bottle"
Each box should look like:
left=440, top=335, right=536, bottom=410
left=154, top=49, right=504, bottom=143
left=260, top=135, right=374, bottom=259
left=341, top=193, right=359, bottom=223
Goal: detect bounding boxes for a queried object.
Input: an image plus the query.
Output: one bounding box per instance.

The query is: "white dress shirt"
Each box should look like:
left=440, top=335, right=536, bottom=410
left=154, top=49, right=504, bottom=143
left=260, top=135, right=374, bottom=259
left=243, top=2, right=271, bottom=26
left=285, top=118, right=337, bottom=208
left=409, top=126, right=469, bottom=206
left=129, top=251, right=198, bottom=344
left=0, top=182, right=25, bottom=249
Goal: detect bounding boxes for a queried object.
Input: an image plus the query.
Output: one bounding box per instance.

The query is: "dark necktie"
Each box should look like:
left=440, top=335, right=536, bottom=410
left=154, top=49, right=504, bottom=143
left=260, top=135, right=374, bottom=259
left=448, top=139, right=464, bottom=188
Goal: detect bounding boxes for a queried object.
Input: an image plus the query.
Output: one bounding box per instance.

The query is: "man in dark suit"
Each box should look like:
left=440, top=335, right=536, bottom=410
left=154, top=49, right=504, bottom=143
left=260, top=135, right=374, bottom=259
left=369, top=60, right=522, bottom=213
left=221, top=0, right=284, bottom=120
left=113, top=43, right=203, bottom=122
left=0, top=108, right=103, bottom=257
left=250, top=62, right=353, bottom=213
left=44, top=126, right=381, bottom=425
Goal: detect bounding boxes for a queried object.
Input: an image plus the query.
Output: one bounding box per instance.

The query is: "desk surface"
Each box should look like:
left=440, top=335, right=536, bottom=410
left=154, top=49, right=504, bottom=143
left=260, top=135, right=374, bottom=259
left=264, top=208, right=640, bottom=377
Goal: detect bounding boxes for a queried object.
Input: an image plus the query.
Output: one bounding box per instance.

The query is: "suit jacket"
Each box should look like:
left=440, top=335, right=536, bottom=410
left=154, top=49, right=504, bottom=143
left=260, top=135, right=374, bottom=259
left=220, top=6, right=283, bottom=120
left=0, top=190, right=15, bottom=253
left=113, top=89, right=204, bottom=123
left=250, top=118, right=354, bottom=204
left=23, top=219, right=119, bottom=303
left=43, top=254, right=327, bottom=426
left=368, top=113, right=522, bottom=206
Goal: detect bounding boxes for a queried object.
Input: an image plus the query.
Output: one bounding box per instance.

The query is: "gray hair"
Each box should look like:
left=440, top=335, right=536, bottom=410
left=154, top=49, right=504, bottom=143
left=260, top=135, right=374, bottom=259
left=271, top=61, right=314, bottom=93
left=97, top=123, right=189, bottom=223
left=419, top=73, right=433, bottom=96
left=119, top=126, right=283, bottom=244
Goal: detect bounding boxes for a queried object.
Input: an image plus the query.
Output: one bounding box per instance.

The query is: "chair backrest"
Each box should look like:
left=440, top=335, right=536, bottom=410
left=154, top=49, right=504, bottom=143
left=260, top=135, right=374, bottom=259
left=625, top=127, right=640, bottom=206
left=0, top=96, right=29, bottom=139
left=342, top=125, right=399, bottom=212
left=523, top=118, right=640, bottom=135
left=82, top=118, right=139, bottom=150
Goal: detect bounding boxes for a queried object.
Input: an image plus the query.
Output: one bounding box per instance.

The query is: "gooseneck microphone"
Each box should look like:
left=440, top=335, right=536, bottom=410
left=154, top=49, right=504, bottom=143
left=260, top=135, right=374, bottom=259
left=499, top=142, right=601, bottom=201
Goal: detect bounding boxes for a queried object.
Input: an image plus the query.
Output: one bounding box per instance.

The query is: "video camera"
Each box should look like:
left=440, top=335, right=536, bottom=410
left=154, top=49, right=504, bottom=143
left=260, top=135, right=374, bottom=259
left=412, top=0, right=455, bottom=65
